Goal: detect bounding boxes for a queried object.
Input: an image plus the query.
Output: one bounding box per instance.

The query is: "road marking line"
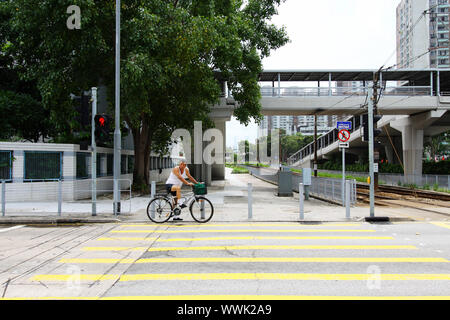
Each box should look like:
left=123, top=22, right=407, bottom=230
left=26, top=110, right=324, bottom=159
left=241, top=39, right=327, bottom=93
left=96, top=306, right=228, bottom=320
left=81, top=245, right=417, bottom=252
left=120, top=223, right=362, bottom=228
left=430, top=222, right=450, bottom=230
left=30, top=273, right=450, bottom=282
left=59, top=259, right=136, bottom=264
left=3, top=296, right=450, bottom=300
left=58, top=257, right=448, bottom=264
left=97, top=236, right=395, bottom=242
left=0, top=225, right=25, bottom=233
left=146, top=245, right=418, bottom=252
left=109, top=229, right=377, bottom=234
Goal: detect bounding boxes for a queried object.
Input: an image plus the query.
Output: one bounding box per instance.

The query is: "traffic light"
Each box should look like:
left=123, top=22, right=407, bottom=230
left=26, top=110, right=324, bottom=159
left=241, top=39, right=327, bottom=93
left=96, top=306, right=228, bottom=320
left=71, top=92, right=91, bottom=128
left=362, top=114, right=382, bottom=142
left=94, top=114, right=111, bottom=144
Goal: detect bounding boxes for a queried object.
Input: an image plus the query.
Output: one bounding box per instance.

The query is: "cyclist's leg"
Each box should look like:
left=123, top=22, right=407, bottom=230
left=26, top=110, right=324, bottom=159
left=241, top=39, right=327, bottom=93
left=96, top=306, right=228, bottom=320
left=171, top=185, right=181, bottom=207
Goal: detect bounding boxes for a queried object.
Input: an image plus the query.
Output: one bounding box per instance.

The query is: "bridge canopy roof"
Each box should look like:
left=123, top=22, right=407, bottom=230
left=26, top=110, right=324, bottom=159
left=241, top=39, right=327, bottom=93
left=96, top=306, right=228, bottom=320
left=258, top=69, right=450, bottom=85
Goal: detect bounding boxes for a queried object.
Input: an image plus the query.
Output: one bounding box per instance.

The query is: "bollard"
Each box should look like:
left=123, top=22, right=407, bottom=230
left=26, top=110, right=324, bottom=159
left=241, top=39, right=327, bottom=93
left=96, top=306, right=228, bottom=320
left=345, top=180, right=350, bottom=219
left=299, top=183, right=304, bottom=220
left=201, top=199, right=205, bottom=220
left=150, top=181, right=156, bottom=219
left=58, top=179, right=62, bottom=216
left=248, top=183, right=253, bottom=219
left=2, top=180, right=5, bottom=216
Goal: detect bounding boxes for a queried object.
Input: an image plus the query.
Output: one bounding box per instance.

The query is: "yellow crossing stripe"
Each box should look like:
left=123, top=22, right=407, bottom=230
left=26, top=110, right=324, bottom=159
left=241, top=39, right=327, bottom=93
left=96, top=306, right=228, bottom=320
left=120, top=223, right=361, bottom=228
left=430, top=222, right=450, bottom=230
left=97, top=236, right=394, bottom=242
left=3, top=296, right=450, bottom=300
left=146, top=245, right=418, bottom=251
left=59, top=257, right=449, bottom=264
left=109, top=229, right=377, bottom=234
left=81, top=245, right=417, bottom=252
left=30, top=273, right=450, bottom=282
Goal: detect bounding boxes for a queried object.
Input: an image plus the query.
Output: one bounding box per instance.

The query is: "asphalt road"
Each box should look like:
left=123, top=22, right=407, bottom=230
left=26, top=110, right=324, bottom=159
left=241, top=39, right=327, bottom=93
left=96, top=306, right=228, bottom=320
left=0, top=221, right=449, bottom=299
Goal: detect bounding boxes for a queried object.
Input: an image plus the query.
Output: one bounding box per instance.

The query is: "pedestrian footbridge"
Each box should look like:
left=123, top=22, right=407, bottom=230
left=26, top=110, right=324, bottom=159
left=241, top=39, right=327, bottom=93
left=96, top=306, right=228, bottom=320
left=203, top=69, right=450, bottom=185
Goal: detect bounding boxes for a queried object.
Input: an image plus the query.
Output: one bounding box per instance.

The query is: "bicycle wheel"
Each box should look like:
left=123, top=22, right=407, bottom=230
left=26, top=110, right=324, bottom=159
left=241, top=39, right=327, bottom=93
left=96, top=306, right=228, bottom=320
left=189, top=196, right=214, bottom=223
left=147, top=197, right=173, bottom=223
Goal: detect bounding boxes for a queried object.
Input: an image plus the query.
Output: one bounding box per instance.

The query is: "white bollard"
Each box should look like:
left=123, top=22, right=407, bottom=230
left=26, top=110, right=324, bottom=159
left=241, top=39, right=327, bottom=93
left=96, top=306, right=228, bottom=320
left=58, top=179, right=62, bottom=216
left=248, top=183, right=253, bottom=219
left=345, top=180, right=351, bottom=219
left=150, top=181, right=156, bottom=219
left=299, top=183, right=304, bottom=220
left=2, top=180, right=5, bottom=216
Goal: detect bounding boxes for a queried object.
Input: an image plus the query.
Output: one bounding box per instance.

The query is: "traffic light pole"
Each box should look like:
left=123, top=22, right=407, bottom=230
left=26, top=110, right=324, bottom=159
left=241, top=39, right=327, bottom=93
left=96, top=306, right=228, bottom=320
left=368, top=86, right=375, bottom=217
left=91, top=87, right=97, bottom=216
left=113, top=0, right=122, bottom=216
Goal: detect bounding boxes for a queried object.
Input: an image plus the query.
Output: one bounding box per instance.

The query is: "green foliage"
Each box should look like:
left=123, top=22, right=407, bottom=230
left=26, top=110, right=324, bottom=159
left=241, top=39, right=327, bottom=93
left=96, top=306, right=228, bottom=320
left=5, top=0, right=289, bottom=185
left=423, top=160, right=450, bottom=175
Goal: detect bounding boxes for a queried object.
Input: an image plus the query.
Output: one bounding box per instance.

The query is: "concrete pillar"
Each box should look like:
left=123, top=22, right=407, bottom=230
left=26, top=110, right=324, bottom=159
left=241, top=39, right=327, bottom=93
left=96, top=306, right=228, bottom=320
left=211, top=120, right=226, bottom=181
left=400, top=125, right=424, bottom=183
left=391, top=111, right=446, bottom=183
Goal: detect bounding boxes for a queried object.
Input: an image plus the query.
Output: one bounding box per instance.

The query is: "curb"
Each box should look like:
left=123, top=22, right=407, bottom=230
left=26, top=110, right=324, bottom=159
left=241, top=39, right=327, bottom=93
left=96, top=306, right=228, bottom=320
left=0, top=217, right=122, bottom=225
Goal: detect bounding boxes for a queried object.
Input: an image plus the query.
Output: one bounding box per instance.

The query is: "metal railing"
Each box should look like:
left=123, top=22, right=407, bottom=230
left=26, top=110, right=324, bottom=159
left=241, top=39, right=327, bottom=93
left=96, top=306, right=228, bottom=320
left=0, top=178, right=132, bottom=216
left=261, top=86, right=432, bottom=97
left=308, top=170, right=450, bottom=191
left=306, top=177, right=357, bottom=206
left=243, top=165, right=357, bottom=206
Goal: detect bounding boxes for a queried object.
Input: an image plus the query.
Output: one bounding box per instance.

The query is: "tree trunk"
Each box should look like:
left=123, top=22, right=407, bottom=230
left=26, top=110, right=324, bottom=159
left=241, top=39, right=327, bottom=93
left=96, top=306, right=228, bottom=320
left=132, top=121, right=151, bottom=191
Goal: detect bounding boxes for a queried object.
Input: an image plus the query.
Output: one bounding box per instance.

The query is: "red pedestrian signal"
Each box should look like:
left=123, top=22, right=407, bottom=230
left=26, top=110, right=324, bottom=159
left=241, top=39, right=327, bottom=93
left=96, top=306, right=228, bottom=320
left=94, top=114, right=111, bottom=144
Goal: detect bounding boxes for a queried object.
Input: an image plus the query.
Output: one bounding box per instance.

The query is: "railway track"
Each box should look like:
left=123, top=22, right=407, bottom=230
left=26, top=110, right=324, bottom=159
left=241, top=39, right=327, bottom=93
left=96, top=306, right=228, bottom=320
left=356, top=185, right=450, bottom=217
left=356, top=183, right=450, bottom=202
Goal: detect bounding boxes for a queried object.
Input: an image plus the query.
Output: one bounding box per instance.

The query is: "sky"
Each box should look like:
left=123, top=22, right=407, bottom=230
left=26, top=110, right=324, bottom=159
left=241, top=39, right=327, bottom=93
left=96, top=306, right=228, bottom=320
left=226, top=0, right=401, bottom=149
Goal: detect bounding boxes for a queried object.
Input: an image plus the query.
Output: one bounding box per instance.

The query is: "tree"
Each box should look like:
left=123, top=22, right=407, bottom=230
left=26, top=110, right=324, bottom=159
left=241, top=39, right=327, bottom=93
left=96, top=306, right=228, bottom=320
left=281, top=132, right=314, bottom=162
left=6, top=0, right=289, bottom=188
left=0, top=2, right=52, bottom=142
left=424, top=130, right=450, bottom=160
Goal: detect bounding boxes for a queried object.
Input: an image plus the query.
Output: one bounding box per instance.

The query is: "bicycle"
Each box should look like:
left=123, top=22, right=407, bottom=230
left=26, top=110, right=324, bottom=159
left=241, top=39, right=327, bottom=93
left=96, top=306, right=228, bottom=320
left=146, top=183, right=214, bottom=223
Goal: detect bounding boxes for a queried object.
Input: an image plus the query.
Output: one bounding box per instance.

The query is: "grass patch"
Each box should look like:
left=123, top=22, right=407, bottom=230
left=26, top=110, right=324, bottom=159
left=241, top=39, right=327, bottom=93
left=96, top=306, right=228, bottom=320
left=225, top=163, right=249, bottom=174
left=290, top=168, right=367, bottom=183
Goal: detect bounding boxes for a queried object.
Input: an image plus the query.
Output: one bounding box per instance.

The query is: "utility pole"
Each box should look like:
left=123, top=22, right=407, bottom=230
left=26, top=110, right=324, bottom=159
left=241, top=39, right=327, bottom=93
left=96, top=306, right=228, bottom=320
left=373, top=72, right=379, bottom=192
left=368, top=85, right=375, bottom=217
left=113, top=0, right=122, bottom=215
left=91, top=87, right=97, bottom=217
left=314, top=115, right=318, bottom=177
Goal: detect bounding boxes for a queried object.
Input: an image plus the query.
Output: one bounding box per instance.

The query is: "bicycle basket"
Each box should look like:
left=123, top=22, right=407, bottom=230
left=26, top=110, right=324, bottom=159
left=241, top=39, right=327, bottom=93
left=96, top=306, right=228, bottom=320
left=193, top=183, right=207, bottom=195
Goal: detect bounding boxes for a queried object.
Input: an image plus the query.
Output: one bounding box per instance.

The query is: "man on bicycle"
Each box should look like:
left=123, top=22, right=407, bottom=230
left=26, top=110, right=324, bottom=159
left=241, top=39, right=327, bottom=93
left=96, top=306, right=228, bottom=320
left=165, top=160, right=199, bottom=221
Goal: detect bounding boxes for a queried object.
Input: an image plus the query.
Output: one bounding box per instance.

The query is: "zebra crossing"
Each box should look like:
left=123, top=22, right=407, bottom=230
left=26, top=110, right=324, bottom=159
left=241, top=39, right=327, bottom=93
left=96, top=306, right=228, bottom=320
left=25, top=222, right=450, bottom=299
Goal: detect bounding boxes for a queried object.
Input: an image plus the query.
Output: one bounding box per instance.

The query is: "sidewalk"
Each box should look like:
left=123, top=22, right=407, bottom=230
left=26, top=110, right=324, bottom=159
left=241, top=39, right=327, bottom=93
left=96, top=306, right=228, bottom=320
left=0, top=168, right=448, bottom=224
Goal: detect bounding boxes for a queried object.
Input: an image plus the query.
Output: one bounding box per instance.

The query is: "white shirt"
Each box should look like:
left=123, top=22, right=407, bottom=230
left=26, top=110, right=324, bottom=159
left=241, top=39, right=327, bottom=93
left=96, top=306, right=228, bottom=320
left=165, top=167, right=188, bottom=186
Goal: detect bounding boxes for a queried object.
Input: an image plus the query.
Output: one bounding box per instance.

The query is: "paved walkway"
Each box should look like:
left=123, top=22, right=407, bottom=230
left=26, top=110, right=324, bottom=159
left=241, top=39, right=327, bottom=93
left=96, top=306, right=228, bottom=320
left=0, top=168, right=448, bottom=224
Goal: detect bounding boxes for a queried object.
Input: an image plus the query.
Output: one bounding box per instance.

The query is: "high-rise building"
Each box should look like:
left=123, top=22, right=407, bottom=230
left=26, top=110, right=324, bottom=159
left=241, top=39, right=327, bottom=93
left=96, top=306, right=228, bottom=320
left=258, top=115, right=335, bottom=137
left=396, top=0, right=450, bottom=69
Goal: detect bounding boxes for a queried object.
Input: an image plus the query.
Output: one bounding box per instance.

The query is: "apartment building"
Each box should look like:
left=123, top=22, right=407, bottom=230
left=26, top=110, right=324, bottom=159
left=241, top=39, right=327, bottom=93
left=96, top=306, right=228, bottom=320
left=397, top=0, right=450, bottom=69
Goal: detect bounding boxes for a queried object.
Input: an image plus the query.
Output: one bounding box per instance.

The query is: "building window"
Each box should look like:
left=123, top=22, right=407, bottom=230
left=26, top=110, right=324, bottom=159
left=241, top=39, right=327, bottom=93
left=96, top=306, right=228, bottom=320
left=76, top=152, right=90, bottom=179
left=24, top=151, right=62, bottom=181
left=0, top=151, right=12, bottom=181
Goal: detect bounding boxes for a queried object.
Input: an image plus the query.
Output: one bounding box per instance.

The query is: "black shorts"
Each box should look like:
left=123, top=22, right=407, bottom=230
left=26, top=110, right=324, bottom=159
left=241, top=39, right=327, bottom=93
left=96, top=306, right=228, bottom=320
left=165, top=184, right=177, bottom=196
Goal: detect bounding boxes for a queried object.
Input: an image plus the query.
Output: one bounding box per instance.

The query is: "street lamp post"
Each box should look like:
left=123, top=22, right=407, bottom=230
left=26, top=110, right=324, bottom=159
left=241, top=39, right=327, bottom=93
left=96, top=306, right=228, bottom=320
left=113, top=0, right=121, bottom=215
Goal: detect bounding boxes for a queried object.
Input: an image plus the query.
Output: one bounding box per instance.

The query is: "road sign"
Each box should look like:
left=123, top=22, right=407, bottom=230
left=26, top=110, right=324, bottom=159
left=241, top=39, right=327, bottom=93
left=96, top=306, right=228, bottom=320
left=338, top=129, right=351, bottom=142
left=339, top=142, right=349, bottom=148
left=337, top=121, right=352, bottom=130
left=374, top=163, right=379, bottom=173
